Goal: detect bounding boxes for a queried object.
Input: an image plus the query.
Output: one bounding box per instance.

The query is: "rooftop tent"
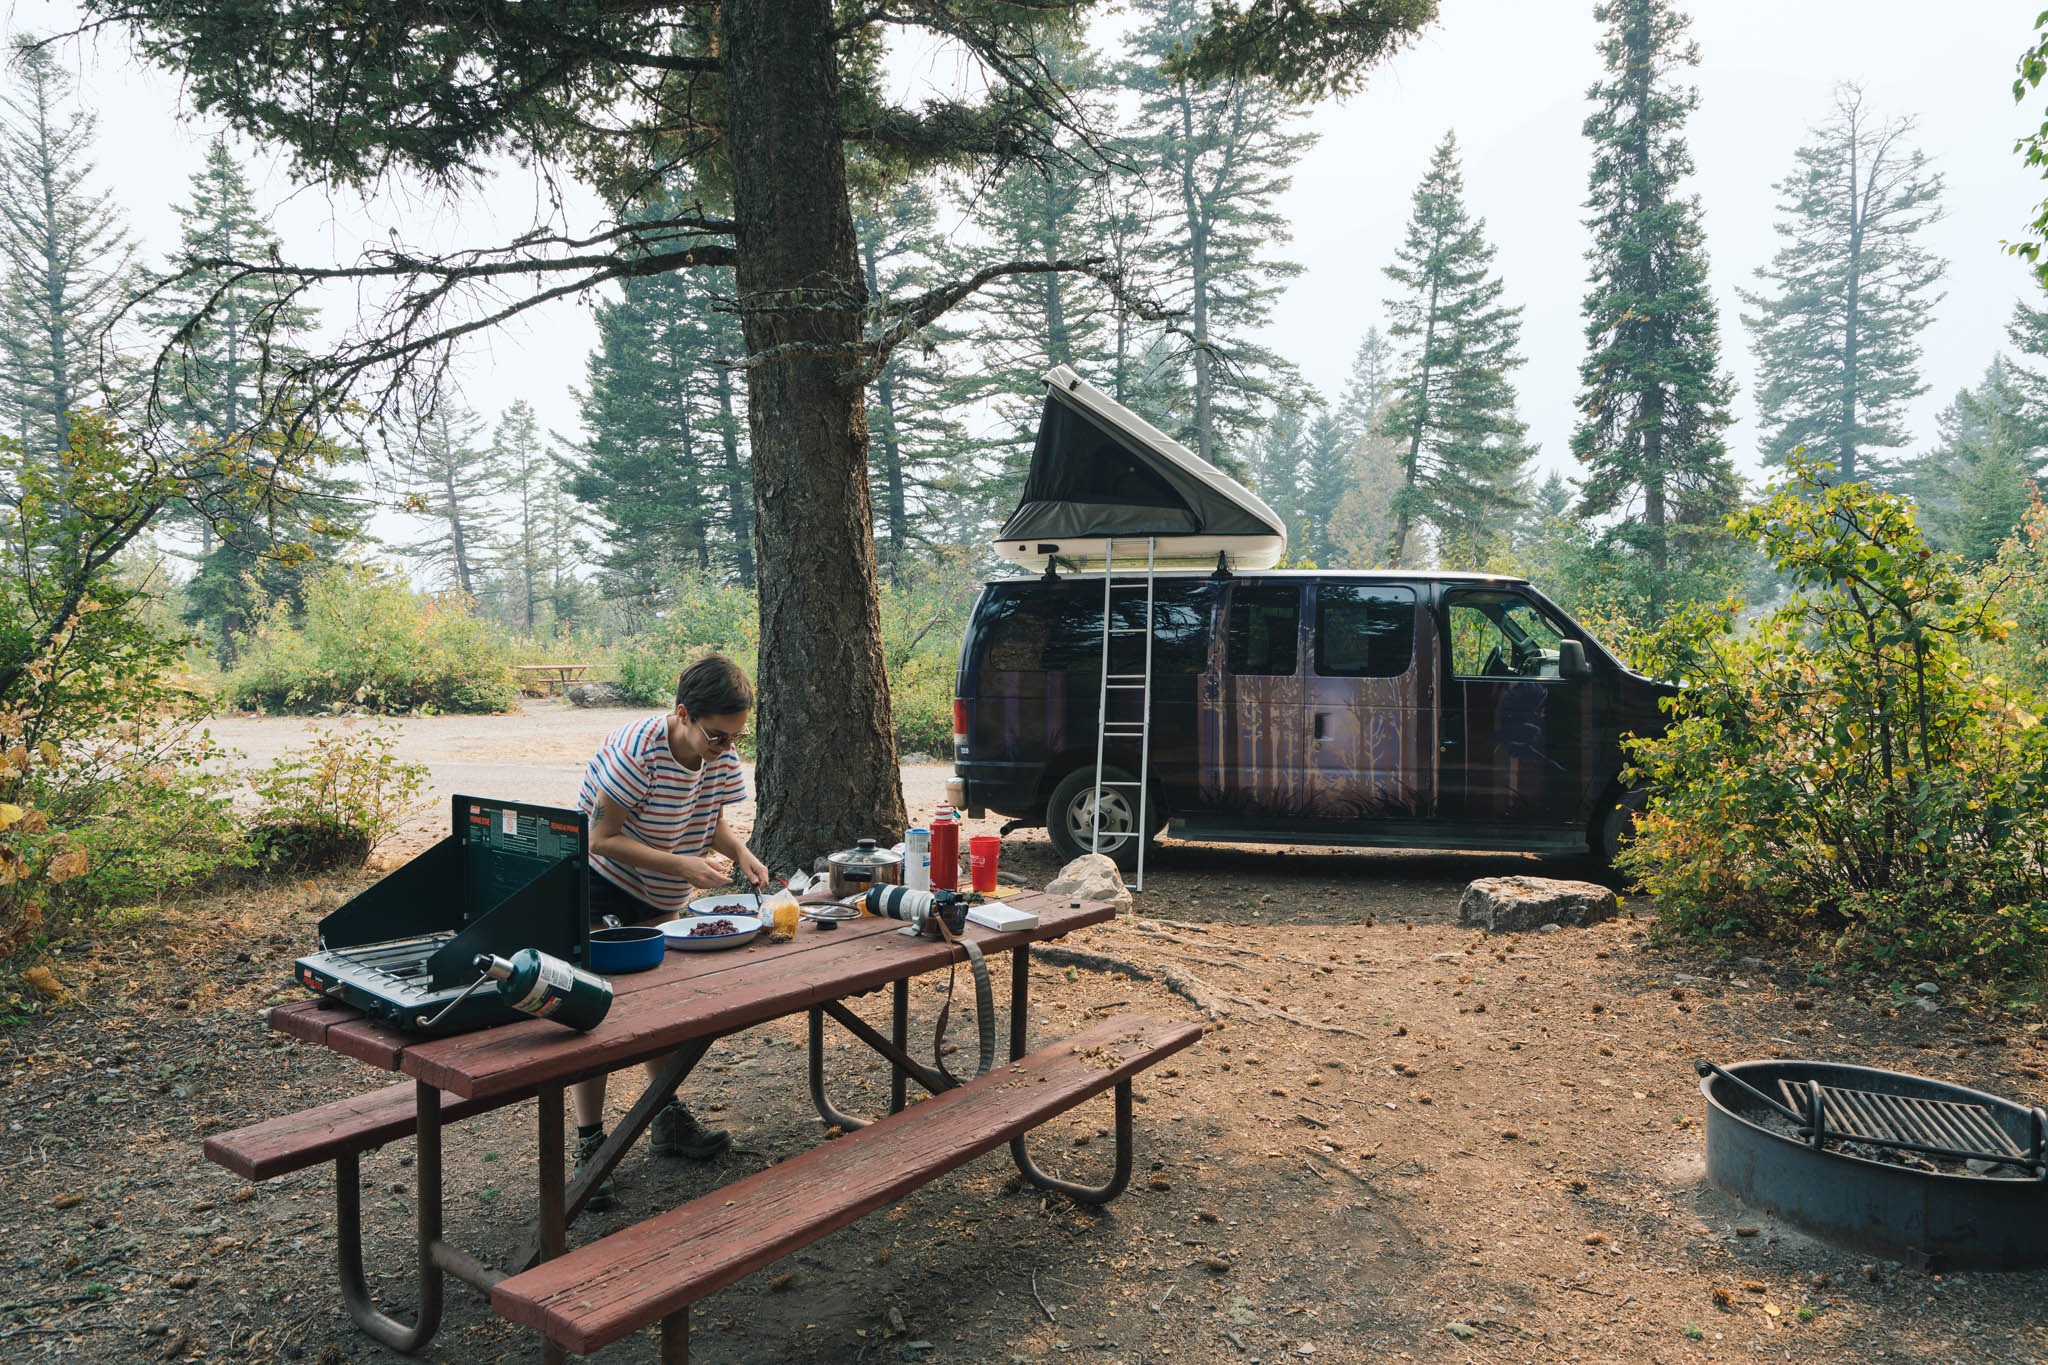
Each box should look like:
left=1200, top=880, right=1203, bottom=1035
left=992, top=365, right=1286, bottom=572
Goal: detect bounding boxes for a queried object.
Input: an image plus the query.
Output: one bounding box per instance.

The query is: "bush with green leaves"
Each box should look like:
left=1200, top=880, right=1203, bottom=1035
left=223, top=563, right=519, bottom=714
left=1621, top=461, right=2048, bottom=990
left=1972, top=494, right=2048, bottom=706
left=248, top=723, right=428, bottom=873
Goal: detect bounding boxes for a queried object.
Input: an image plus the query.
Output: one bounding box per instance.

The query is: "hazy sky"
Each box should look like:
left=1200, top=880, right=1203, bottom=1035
left=10, top=1, right=2045, bottom=501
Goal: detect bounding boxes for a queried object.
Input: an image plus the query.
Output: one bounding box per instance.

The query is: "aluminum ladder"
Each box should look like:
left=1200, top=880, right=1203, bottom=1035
left=1089, top=536, right=1156, bottom=892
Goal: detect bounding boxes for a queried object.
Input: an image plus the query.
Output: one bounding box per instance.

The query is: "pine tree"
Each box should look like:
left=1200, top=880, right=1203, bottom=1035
left=1907, top=359, right=2043, bottom=562
left=392, top=400, right=497, bottom=598
left=0, top=37, right=133, bottom=479
left=1740, top=84, right=1946, bottom=484
left=1124, top=0, right=1312, bottom=469
left=483, top=400, right=587, bottom=630
left=1376, top=132, right=1533, bottom=568
left=570, top=245, right=754, bottom=599
left=1335, top=326, right=1395, bottom=441
left=1571, top=0, right=1739, bottom=618
left=856, top=183, right=976, bottom=580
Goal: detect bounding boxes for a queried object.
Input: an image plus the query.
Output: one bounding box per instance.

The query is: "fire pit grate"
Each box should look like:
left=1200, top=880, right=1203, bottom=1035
left=1776, top=1076, right=2036, bottom=1169
left=1697, top=1057, right=2048, bottom=1269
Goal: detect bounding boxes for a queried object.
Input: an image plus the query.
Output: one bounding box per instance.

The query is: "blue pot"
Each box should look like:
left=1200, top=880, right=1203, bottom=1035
left=588, top=924, right=666, bottom=974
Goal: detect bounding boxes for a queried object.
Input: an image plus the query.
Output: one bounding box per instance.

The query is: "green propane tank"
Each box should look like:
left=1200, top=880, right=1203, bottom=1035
left=473, top=950, right=614, bottom=1031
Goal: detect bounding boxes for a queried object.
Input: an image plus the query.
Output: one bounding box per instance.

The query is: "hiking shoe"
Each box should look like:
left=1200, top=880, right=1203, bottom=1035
left=573, top=1130, right=618, bottom=1213
left=649, top=1101, right=730, bottom=1160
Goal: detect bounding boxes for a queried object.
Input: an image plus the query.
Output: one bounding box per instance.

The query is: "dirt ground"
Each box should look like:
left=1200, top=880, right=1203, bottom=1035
left=4, top=704, right=2047, bottom=1364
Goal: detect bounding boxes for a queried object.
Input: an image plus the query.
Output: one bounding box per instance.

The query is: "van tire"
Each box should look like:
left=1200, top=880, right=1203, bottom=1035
left=1045, top=766, right=1158, bottom=872
left=1592, top=788, right=1646, bottom=865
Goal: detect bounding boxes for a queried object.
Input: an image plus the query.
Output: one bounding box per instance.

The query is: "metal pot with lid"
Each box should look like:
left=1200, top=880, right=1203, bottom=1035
left=826, top=838, right=903, bottom=900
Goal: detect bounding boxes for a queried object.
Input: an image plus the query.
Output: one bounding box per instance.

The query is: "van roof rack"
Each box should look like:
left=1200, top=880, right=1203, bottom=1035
left=1209, top=550, right=1232, bottom=581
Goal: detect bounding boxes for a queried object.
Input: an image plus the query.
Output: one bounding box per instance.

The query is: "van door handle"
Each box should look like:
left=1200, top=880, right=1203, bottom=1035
left=1312, top=713, right=1326, bottom=741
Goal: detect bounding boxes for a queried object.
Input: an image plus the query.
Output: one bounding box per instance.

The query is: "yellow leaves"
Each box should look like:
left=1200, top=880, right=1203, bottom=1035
left=0, top=803, right=21, bottom=831
left=20, top=965, right=65, bottom=1002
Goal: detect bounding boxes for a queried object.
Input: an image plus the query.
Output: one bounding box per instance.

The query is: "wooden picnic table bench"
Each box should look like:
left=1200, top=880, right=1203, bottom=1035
left=494, top=1013, right=1199, bottom=1359
left=202, top=892, right=1196, bottom=1363
left=513, top=663, right=594, bottom=695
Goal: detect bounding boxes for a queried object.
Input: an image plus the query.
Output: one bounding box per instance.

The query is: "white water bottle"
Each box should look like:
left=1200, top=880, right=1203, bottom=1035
left=904, top=827, right=932, bottom=891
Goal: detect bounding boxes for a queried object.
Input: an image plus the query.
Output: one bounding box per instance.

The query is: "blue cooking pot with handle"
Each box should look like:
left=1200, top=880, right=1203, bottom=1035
left=588, top=922, right=666, bottom=974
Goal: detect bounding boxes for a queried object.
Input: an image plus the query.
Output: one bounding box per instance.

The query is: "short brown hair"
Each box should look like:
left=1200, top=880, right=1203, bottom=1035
left=676, top=652, right=754, bottom=716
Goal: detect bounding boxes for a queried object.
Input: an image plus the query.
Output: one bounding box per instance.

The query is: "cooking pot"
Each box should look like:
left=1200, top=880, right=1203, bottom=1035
left=588, top=923, right=666, bottom=974
left=826, top=838, right=903, bottom=900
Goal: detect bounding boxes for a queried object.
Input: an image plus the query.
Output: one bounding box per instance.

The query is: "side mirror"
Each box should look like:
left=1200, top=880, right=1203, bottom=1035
left=1558, top=639, right=1589, bottom=681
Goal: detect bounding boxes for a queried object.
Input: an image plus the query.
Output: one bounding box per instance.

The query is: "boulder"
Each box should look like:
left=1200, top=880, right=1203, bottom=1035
left=1457, top=876, right=1617, bottom=934
left=1045, top=853, right=1133, bottom=912
left=567, top=681, right=627, bottom=708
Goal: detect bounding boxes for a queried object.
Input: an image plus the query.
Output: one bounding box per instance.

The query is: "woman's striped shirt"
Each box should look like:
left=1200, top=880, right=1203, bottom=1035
left=578, top=714, right=747, bottom=910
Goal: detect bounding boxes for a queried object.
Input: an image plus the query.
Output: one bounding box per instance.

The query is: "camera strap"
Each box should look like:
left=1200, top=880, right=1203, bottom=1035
left=931, top=917, right=996, bottom=1086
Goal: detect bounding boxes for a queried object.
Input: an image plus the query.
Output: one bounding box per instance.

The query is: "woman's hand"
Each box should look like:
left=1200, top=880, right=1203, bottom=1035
left=672, top=853, right=734, bottom=890
left=735, top=849, right=771, bottom=889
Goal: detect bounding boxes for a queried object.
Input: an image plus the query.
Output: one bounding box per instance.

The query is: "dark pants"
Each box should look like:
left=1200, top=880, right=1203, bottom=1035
left=590, top=871, right=671, bottom=927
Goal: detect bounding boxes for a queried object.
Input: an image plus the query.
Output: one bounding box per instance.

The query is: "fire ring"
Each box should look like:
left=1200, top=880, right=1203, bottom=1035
left=1696, top=1057, right=2048, bottom=1270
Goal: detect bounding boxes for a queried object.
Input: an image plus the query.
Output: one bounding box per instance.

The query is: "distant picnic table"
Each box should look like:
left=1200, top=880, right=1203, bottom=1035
left=512, top=663, right=593, bottom=695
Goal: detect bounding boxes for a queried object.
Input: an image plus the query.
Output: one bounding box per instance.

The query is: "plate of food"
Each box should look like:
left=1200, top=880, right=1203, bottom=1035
left=686, top=892, right=765, bottom=916
left=656, top=913, right=764, bottom=951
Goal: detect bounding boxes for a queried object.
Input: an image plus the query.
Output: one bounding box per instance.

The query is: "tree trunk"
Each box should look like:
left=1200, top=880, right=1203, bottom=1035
left=722, top=0, right=905, bottom=870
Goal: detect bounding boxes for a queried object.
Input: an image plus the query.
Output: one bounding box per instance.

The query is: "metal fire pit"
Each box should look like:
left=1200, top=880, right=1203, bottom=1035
left=1697, top=1057, right=2048, bottom=1270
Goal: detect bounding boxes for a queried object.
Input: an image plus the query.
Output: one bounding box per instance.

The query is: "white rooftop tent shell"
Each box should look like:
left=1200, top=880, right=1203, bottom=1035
left=991, top=365, right=1287, bottom=572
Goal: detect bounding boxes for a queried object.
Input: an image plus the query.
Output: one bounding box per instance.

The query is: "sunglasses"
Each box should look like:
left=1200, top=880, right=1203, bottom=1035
left=697, top=722, right=746, bottom=750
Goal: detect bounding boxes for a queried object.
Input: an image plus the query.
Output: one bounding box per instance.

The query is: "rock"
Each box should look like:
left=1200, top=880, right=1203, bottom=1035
left=1913, top=997, right=1941, bottom=1014
left=1045, top=854, right=1132, bottom=911
left=1914, top=982, right=1940, bottom=996
left=900, top=752, right=934, bottom=765
left=567, top=681, right=626, bottom=708
left=1456, top=876, right=1618, bottom=934
left=1536, top=922, right=1562, bottom=933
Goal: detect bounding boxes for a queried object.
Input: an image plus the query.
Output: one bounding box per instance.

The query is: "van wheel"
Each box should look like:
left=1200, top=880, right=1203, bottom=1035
left=1592, top=789, right=1646, bottom=865
left=1046, top=766, right=1157, bottom=872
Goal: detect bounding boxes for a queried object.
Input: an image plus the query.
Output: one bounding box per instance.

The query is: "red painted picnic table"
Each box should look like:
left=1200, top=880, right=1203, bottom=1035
left=261, top=892, right=1116, bottom=1359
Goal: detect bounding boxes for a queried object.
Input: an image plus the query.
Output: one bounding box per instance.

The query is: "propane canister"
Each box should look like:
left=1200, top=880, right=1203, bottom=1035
left=473, top=950, right=613, bottom=1031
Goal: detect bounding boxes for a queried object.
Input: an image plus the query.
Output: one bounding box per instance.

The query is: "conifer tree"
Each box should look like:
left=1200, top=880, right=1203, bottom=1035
left=570, top=247, right=753, bottom=598
left=1124, top=0, right=1312, bottom=468
left=1335, top=326, right=1395, bottom=441
left=0, top=38, right=133, bottom=479
left=1376, top=132, right=1533, bottom=568
left=1740, top=84, right=1946, bottom=484
left=392, top=400, right=497, bottom=598
left=486, top=400, right=586, bottom=630
left=1906, top=359, right=2043, bottom=563
left=856, top=184, right=976, bottom=579
left=1571, top=0, right=1738, bottom=618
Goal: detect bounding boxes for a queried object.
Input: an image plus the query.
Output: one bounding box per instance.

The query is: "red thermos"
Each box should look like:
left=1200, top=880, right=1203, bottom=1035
left=930, top=807, right=959, bottom=890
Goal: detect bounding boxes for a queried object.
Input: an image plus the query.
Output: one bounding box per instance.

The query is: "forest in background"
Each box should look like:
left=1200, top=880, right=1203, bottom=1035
left=5, top=0, right=2048, bottom=994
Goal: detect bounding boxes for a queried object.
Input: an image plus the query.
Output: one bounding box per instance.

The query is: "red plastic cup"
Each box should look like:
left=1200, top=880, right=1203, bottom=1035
left=968, top=835, right=1001, bottom=894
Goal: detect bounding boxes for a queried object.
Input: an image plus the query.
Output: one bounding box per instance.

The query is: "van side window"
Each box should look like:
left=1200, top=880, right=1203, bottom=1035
left=1315, top=585, right=1415, bottom=677
left=1445, top=591, right=1570, bottom=679
left=1227, top=586, right=1300, bottom=676
left=980, top=581, right=1214, bottom=674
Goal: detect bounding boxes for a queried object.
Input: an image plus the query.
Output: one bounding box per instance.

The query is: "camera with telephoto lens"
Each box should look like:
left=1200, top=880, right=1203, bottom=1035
left=863, top=885, right=969, bottom=938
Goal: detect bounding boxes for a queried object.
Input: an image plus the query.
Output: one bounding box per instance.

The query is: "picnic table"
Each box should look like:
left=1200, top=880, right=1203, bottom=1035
left=513, top=663, right=594, bottom=694
left=208, top=892, right=1197, bottom=1363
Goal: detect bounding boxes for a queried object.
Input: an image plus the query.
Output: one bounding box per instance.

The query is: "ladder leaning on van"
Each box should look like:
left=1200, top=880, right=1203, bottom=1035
left=1090, top=536, right=1157, bottom=892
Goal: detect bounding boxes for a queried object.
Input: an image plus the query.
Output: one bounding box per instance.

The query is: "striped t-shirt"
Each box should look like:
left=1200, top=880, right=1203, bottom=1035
left=578, top=714, right=748, bottom=911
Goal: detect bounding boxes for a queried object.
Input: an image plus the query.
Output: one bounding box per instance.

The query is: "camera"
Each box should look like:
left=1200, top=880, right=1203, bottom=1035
left=863, top=885, right=970, bottom=938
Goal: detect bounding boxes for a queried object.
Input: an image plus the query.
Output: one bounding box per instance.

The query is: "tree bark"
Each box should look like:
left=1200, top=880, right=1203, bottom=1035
left=723, top=0, right=905, bottom=870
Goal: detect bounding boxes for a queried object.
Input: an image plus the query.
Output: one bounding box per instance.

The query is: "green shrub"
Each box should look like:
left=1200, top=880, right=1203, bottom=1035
left=248, top=723, right=429, bottom=873
left=1622, top=460, right=2048, bottom=988
left=1972, top=494, right=2048, bottom=706
left=223, top=563, right=519, bottom=714
left=614, top=573, right=761, bottom=708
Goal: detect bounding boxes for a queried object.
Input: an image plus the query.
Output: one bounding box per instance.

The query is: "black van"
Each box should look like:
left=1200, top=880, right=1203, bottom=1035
left=945, top=569, right=1675, bottom=869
